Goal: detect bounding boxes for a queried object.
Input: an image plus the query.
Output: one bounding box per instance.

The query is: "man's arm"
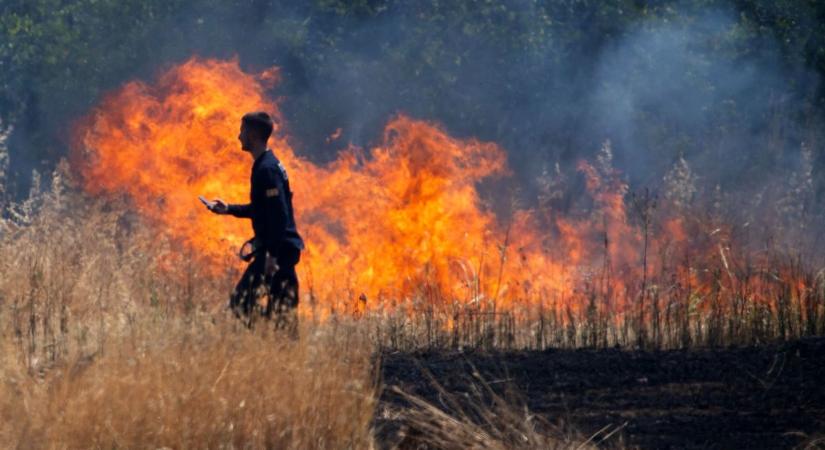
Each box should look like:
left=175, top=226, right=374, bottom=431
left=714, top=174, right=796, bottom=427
left=227, top=203, right=252, bottom=218
left=205, top=199, right=252, bottom=217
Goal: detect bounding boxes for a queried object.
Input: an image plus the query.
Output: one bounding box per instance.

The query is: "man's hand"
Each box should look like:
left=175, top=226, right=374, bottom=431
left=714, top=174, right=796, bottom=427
left=201, top=196, right=229, bottom=214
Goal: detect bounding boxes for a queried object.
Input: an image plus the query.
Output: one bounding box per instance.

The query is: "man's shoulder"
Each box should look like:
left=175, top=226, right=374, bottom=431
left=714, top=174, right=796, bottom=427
left=253, top=152, right=277, bottom=172
left=253, top=152, right=285, bottom=183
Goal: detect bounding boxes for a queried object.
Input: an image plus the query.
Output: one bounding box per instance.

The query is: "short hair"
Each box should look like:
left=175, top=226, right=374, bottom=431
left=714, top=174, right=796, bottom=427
left=241, top=111, right=274, bottom=141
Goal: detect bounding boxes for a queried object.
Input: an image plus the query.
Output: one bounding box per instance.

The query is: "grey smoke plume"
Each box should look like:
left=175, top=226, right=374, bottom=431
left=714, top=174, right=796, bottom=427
left=3, top=1, right=822, bottom=227
left=588, top=11, right=814, bottom=187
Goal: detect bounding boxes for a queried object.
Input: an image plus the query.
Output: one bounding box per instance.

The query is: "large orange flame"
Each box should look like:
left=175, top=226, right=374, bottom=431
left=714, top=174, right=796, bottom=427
left=76, top=57, right=805, bottom=318
left=74, top=58, right=282, bottom=262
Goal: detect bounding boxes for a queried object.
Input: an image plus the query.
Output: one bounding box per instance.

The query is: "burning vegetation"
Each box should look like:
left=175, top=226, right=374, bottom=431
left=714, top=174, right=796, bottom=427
left=67, top=57, right=824, bottom=348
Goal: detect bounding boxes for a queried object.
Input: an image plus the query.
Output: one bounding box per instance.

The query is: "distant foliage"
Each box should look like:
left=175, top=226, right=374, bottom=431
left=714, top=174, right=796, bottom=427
left=1, top=0, right=824, bottom=200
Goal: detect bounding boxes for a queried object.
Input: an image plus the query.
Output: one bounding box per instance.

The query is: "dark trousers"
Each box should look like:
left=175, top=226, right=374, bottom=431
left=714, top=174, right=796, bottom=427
left=229, top=246, right=300, bottom=328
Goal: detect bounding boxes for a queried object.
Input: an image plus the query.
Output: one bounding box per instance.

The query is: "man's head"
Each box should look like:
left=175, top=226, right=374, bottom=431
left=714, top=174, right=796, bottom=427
left=239, top=111, right=274, bottom=152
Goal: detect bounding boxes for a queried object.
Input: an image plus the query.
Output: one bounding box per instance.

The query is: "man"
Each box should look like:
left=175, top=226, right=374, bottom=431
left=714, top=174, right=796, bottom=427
left=205, top=111, right=304, bottom=328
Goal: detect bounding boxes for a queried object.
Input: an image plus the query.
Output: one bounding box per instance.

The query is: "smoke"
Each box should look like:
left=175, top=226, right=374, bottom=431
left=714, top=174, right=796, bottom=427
left=260, top=5, right=820, bottom=196
left=589, top=11, right=809, bottom=186
left=3, top=1, right=822, bottom=227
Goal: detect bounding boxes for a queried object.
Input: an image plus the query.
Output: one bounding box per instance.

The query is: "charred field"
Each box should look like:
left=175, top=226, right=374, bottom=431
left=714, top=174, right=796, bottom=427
left=378, top=338, right=825, bottom=449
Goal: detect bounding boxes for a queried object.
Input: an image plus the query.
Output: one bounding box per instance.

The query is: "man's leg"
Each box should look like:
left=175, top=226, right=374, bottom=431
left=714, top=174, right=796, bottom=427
left=266, top=264, right=299, bottom=336
left=229, top=258, right=266, bottom=321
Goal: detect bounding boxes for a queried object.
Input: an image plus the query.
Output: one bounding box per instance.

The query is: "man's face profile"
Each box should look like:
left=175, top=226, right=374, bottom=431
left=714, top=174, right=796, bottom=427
left=238, top=123, right=253, bottom=152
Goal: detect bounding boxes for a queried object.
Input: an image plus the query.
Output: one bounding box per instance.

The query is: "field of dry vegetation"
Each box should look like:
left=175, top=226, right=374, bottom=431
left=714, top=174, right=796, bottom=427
left=0, top=162, right=611, bottom=448
left=0, top=167, right=378, bottom=448
left=0, top=157, right=823, bottom=447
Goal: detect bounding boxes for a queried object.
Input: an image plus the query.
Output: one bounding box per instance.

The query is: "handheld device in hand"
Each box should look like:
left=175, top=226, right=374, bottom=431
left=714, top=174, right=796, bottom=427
left=198, top=196, right=216, bottom=210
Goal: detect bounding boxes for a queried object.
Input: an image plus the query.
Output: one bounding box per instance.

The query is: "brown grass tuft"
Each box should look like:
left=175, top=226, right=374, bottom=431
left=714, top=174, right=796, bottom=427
left=0, top=318, right=377, bottom=449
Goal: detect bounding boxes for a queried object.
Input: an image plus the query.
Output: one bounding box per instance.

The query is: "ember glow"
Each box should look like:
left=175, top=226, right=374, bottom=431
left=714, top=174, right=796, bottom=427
left=74, top=57, right=805, bottom=316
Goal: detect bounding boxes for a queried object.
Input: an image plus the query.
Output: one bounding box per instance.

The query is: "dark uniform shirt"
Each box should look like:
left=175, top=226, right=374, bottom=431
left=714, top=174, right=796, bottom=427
left=227, top=150, right=304, bottom=257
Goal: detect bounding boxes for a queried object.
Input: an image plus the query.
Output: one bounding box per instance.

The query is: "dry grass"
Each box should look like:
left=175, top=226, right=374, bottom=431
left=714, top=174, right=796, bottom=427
left=380, top=368, right=623, bottom=450
left=0, top=320, right=377, bottom=449
left=0, top=166, right=375, bottom=448
left=1, top=160, right=821, bottom=447
left=0, top=164, right=607, bottom=448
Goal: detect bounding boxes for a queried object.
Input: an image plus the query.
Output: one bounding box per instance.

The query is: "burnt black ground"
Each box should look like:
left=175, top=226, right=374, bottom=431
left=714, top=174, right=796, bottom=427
left=377, top=338, right=825, bottom=449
